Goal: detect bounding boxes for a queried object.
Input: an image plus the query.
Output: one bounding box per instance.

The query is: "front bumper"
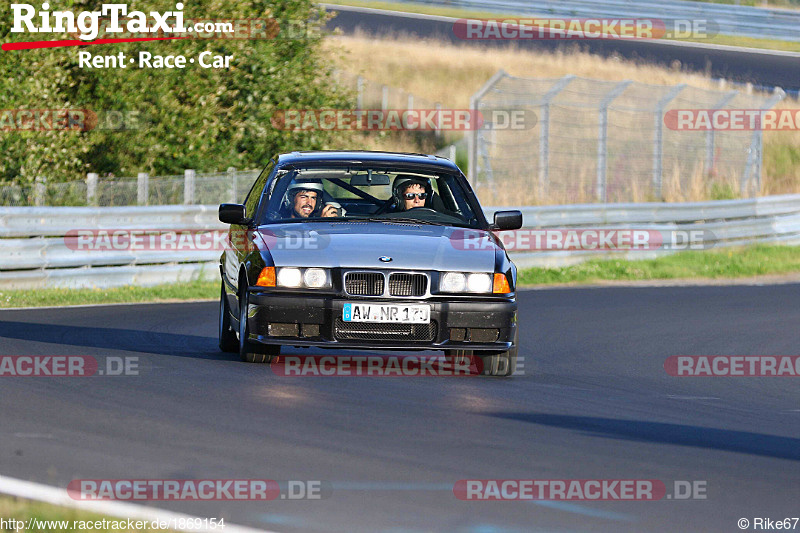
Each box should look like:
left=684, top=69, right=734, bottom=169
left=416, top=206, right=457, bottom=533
left=245, top=289, right=517, bottom=352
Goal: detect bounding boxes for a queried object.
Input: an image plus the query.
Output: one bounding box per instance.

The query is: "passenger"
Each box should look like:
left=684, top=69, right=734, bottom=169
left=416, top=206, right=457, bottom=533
left=284, top=181, right=339, bottom=218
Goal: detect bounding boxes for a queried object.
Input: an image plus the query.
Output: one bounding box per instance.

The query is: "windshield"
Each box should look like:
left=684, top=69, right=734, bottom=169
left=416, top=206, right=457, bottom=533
left=259, top=168, right=483, bottom=228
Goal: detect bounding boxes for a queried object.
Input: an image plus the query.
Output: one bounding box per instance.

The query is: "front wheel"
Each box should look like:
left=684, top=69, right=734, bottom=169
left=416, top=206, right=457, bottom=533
left=219, top=281, right=239, bottom=353
left=238, top=288, right=280, bottom=363
left=478, top=329, right=518, bottom=377
left=445, top=349, right=474, bottom=371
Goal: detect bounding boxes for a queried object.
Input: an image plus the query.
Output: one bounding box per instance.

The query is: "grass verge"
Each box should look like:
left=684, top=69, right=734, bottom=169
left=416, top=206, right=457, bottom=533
left=518, top=244, right=800, bottom=285
left=0, top=280, right=218, bottom=309
left=0, top=495, right=173, bottom=532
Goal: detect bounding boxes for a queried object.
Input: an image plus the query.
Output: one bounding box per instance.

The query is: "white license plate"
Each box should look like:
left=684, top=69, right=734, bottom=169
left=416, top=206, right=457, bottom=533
left=342, top=303, right=430, bottom=324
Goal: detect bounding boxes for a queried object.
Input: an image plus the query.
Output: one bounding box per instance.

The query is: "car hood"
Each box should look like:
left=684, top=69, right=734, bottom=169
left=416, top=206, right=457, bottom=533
left=255, top=221, right=500, bottom=272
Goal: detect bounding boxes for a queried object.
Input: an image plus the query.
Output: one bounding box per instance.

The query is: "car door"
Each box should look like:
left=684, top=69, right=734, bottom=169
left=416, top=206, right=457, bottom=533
left=223, top=160, right=274, bottom=289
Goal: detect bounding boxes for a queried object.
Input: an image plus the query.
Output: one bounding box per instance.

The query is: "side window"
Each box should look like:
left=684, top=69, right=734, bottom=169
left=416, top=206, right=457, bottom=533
left=244, top=160, right=275, bottom=218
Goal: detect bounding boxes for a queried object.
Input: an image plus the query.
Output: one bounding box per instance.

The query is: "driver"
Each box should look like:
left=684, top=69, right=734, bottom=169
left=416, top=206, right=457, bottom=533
left=284, top=181, right=340, bottom=218
left=392, top=176, right=432, bottom=212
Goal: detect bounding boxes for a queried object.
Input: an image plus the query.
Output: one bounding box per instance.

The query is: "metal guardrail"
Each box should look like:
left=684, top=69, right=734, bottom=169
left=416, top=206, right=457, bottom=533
left=382, top=0, right=800, bottom=42
left=507, top=194, right=800, bottom=267
left=0, top=205, right=225, bottom=290
left=1, top=195, right=799, bottom=289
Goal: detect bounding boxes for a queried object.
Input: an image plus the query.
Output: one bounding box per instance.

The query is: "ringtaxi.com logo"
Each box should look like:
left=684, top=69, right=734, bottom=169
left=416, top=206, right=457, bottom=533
left=67, top=479, right=330, bottom=500
left=453, top=479, right=707, bottom=500
left=0, top=356, right=138, bottom=377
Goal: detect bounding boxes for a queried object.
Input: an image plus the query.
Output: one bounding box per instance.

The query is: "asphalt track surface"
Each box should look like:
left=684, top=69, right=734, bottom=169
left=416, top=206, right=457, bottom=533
left=325, top=5, right=800, bottom=92
left=1, top=283, right=799, bottom=532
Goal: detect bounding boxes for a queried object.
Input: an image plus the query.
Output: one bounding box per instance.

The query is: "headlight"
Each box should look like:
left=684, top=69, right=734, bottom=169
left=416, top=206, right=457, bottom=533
left=467, top=273, right=492, bottom=293
left=440, top=272, right=466, bottom=293
left=303, top=268, right=328, bottom=288
left=277, top=267, right=302, bottom=288
left=440, top=272, right=493, bottom=293
left=276, top=267, right=331, bottom=289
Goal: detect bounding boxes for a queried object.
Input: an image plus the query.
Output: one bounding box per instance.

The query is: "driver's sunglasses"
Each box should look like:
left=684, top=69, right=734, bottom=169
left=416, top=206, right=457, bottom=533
left=404, top=192, right=428, bottom=200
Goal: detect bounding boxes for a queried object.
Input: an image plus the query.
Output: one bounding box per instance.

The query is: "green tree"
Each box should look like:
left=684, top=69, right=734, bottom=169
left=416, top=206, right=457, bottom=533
left=0, top=0, right=352, bottom=185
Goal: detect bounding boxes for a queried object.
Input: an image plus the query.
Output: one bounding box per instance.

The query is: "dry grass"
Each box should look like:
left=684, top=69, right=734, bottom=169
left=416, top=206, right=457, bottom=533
left=763, top=128, right=800, bottom=195
left=322, top=34, right=800, bottom=202
left=327, top=131, right=441, bottom=155
left=323, top=34, right=734, bottom=109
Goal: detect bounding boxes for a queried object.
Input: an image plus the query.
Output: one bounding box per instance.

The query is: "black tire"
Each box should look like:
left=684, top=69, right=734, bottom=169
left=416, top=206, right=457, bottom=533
left=445, top=349, right=474, bottom=373
left=219, top=281, right=239, bottom=353
left=478, top=328, right=518, bottom=377
left=238, top=286, right=280, bottom=363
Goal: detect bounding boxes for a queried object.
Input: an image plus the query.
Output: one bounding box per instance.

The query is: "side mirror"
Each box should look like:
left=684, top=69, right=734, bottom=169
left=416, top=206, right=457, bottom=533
left=219, top=204, right=250, bottom=225
left=492, top=210, right=523, bottom=231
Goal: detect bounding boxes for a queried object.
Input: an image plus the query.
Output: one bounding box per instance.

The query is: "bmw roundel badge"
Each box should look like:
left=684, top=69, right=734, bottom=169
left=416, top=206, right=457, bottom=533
left=379, top=256, right=392, bottom=263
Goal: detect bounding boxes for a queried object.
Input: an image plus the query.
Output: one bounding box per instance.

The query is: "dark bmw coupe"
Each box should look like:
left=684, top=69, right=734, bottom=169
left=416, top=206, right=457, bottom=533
left=218, top=151, right=522, bottom=376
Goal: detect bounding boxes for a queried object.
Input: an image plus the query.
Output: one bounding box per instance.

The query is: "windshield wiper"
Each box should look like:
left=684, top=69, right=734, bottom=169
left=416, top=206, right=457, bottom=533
left=366, top=217, right=443, bottom=226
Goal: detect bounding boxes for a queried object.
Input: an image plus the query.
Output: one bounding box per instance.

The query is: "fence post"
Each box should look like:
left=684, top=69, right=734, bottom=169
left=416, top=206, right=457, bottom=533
left=467, top=69, right=508, bottom=183
left=705, top=91, right=737, bottom=177
left=538, top=75, right=575, bottom=198
left=137, top=172, right=149, bottom=205
left=184, top=169, right=195, bottom=205
left=86, top=172, right=98, bottom=206
left=653, top=84, right=686, bottom=200
left=357, top=76, right=364, bottom=110
left=468, top=97, right=477, bottom=182
left=434, top=102, right=442, bottom=139
left=597, top=80, right=632, bottom=202
left=34, top=177, right=46, bottom=207
left=228, top=167, right=238, bottom=203
left=743, top=87, right=785, bottom=196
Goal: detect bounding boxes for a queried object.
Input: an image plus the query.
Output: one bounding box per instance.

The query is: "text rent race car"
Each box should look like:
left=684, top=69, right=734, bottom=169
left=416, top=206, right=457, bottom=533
left=218, top=151, right=523, bottom=376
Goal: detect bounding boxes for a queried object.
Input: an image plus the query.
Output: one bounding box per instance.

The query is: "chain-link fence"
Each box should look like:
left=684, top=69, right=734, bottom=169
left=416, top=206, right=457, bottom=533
left=468, top=70, right=785, bottom=206
left=0, top=169, right=259, bottom=207
left=333, top=70, right=443, bottom=116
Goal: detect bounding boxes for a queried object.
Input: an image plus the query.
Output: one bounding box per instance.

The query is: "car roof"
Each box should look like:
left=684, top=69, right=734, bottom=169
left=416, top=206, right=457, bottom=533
left=273, top=151, right=462, bottom=173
